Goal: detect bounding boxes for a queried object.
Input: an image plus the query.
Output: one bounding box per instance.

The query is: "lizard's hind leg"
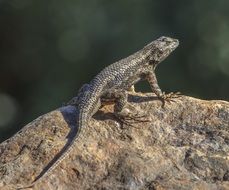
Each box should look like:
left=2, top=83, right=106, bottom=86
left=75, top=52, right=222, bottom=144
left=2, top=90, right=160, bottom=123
left=101, top=89, right=150, bottom=126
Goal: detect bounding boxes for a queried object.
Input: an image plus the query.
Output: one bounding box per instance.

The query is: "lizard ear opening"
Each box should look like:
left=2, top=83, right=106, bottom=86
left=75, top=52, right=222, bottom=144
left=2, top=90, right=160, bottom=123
left=148, top=60, right=154, bottom=65
left=148, top=58, right=158, bottom=67
left=147, top=56, right=159, bottom=69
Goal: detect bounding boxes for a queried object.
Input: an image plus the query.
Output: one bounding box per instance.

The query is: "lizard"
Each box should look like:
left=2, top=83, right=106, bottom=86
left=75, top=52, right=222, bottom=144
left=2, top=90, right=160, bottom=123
left=19, top=36, right=179, bottom=189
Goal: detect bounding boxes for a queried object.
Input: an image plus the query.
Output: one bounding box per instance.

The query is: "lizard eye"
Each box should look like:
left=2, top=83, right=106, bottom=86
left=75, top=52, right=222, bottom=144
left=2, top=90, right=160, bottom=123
left=161, top=37, right=167, bottom=42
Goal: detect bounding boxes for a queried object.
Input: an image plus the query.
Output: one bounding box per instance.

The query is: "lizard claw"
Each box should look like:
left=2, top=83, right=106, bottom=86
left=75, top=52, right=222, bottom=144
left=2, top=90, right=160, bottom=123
left=158, top=92, right=182, bottom=107
left=114, top=112, right=151, bottom=127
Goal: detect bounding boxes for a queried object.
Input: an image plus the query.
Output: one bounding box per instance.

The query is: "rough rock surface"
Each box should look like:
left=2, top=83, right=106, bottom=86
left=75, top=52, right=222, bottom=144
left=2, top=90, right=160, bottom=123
left=0, top=93, right=228, bottom=190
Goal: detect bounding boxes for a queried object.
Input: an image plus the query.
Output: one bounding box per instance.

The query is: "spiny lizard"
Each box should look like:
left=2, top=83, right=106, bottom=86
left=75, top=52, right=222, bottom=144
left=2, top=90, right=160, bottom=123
left=20, top=36, right=179, bottom=189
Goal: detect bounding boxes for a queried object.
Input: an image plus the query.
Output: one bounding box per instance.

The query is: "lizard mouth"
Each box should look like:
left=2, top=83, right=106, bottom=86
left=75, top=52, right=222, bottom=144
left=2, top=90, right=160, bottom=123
left=146, top=36, right=179, bottom=62
left=150, top=37, right=179, bottom=68
left=160, top=37, right=179, bottom=60
left=169, top=39, right=179, bottom=50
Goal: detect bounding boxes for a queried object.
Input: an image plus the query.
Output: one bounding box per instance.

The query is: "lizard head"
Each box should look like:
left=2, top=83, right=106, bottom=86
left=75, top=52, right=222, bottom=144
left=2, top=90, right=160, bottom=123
left=143, top=36, right=179, bottom=69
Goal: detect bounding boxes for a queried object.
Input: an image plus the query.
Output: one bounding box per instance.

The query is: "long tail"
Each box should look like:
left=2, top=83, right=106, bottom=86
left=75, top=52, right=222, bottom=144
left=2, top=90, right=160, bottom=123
left=18, top=110, right=86, bottom=189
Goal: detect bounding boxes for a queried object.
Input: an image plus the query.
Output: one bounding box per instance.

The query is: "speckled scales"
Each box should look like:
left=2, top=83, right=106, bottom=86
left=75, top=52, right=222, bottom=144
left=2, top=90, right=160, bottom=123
left=21, top=36, right=179, bottom=189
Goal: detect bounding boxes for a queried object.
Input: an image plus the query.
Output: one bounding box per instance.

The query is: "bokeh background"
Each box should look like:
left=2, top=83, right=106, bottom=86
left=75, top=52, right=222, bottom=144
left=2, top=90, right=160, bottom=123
left=0, top=0, right=228, bottom=142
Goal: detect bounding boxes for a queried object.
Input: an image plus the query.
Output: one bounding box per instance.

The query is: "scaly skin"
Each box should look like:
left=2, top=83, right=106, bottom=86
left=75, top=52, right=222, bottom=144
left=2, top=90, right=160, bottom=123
left=19, top=36, right=179, bottom=189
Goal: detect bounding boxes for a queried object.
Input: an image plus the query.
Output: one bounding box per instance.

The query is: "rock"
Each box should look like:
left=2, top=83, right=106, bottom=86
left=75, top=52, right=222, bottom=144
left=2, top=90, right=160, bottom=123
left=0, top=93, right=228, bottom=190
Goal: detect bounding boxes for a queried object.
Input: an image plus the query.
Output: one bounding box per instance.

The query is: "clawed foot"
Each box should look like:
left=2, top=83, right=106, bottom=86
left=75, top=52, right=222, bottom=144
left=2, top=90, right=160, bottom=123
left=159, top=92, right=182, bottom=107
left=114, top=112, right=151, bottom=127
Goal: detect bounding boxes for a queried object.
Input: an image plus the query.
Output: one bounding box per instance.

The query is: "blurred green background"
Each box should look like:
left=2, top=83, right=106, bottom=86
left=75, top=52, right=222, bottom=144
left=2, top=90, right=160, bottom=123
left=0, top=0, right=228, bottom=142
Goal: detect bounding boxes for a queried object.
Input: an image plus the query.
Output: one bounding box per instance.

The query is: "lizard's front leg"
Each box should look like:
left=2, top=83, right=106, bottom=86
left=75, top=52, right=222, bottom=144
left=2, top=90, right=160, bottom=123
left=146, top=71, right=181, bottom=106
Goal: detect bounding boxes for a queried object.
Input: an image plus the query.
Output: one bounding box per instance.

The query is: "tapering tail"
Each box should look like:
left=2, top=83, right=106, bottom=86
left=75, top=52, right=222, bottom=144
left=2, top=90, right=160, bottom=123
left=18, top=110, right=86, bottom=189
